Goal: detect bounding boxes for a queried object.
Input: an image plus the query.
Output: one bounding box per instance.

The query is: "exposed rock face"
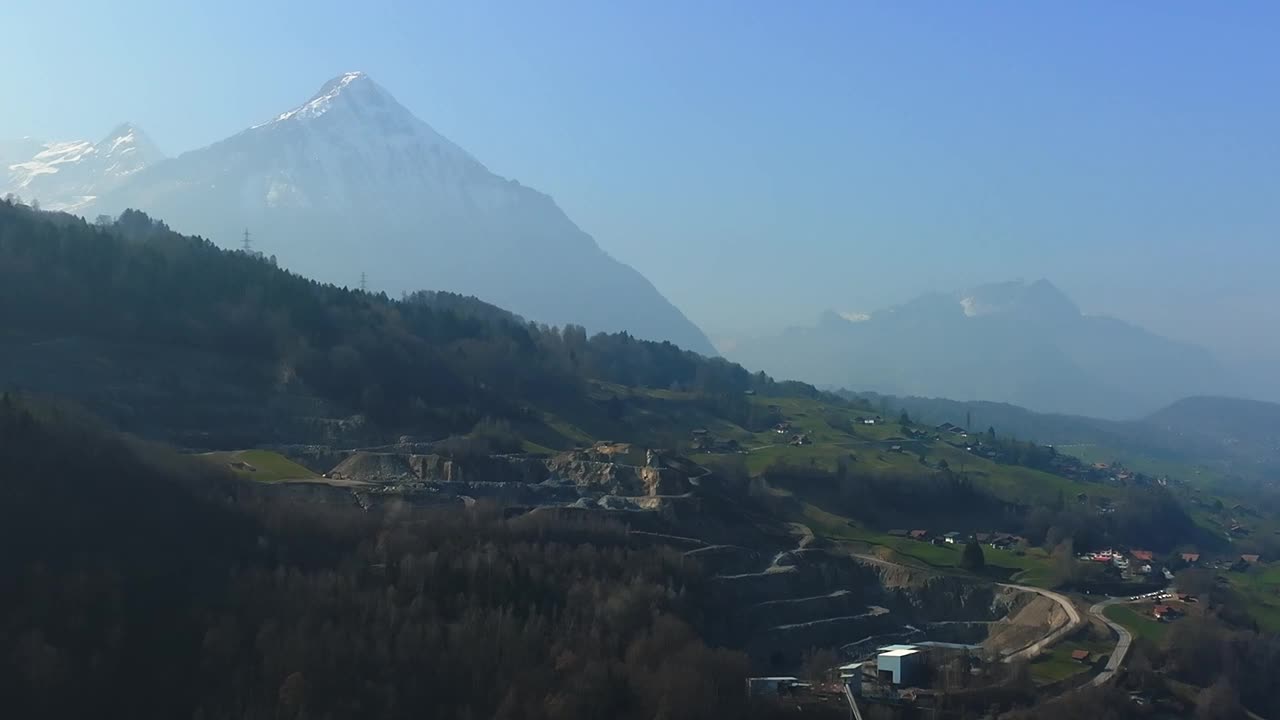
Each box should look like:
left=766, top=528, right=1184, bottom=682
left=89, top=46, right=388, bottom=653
left=545, top=450, right=692, bottom=496
left=409, top=454, right=549, bottom=484
left=328, top=452, right=549, bottom=484
left=325, top=446, right=695, bottom=497
left=328, top=452, right=415, bottom=483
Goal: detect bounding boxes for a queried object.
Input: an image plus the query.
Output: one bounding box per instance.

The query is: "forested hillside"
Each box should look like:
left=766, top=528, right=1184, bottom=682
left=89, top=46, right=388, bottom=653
left=0, top=200, right=815, bottom=444
left=0, top=395, right=765, bottom=720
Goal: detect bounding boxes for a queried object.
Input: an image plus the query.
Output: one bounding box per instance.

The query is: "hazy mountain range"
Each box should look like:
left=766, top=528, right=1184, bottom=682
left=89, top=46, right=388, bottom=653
left=728, top=279, right=1236, bottom=419
left=0, top=72, right=716, bottom=356
left=0, top=75, right=1260, bottom=418
left=2, top=124, right=164, bottom=212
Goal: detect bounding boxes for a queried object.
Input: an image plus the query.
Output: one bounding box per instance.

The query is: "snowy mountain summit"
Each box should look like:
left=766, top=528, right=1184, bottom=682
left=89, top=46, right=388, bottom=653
left=12, top=72, right=716, bottom=355
left=3, top=123, right=163, bottom=210
left=266, top=71, right=389, bottom=124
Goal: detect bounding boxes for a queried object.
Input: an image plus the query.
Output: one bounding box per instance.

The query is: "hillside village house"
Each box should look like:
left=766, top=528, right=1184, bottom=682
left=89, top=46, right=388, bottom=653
left=942, top=532, right=961, bottom=545
left=1181, top=552, right=1201, bottom=565
left=909, top=530, right=930, bottom=540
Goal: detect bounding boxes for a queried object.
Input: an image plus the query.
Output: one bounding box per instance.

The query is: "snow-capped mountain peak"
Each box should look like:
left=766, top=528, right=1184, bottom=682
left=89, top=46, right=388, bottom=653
left=2, top=123, right=163, bottom=210
left=259, top=71, right=403, bottom=127
left=5, top=73, right=719, bottom=355
left=97, top=123, right=161, bottom=178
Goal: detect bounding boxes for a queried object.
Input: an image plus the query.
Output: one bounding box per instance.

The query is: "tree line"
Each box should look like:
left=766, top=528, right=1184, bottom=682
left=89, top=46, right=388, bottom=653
left=0, top=395, right=808, bottom=719
left=0, top=201, right=827, bottom=440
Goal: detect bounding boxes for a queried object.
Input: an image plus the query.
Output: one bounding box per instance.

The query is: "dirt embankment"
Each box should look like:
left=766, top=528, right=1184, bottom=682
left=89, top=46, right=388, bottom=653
left=326, top=446, right=696, bottom=497
left=328, top=451, right=552, bottom=484
left=983, top=593, right=1071, bottom=656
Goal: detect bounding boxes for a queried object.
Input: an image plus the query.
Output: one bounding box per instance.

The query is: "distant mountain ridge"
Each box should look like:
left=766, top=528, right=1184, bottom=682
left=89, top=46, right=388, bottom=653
left=730, top=279, right=1234, bottom=419
left=2, top=72, right=716, bottom=356
left=2, top=124, right=163, bottom=212
left=854, top=391, right=1280, bottom=484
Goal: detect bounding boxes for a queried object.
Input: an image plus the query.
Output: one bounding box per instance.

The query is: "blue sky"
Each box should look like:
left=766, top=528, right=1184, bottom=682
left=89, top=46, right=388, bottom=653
left=3, top=1, right=1278, bottom=361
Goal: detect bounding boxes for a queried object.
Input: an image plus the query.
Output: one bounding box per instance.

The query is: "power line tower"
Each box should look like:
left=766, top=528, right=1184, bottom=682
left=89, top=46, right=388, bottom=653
left=242, top=228, right=252, bottom=253
left=359, top=272, right=367, bottom=292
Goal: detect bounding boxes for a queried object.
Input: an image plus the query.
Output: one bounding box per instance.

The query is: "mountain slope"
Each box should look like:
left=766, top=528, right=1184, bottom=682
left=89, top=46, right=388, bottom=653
left=2, top=124, right=163, bottom=211
left=730, top=280, right=1232, bottom=419
left=81, top=72, right=715, bottom=355
left=0, top=201, right=781, bottom=446
left=852, top=390, right=1280, bottom=485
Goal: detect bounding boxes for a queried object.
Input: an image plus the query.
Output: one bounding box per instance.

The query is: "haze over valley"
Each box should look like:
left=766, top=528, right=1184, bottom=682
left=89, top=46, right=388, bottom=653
left=4, top=4, right=1280, bottom=719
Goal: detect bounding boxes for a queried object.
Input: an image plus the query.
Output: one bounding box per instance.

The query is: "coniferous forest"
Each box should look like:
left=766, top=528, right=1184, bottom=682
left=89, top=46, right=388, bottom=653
left=0, top=397, right=777, bottom=720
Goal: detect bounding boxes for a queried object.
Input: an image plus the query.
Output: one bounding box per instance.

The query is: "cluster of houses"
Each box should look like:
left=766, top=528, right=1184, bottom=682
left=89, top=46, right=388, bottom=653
left=688, top=428, right=742, bottom=453
left=935, top=422, right=968, bottom=438
left=1079, top=548, right=1156, bottom=575
left=886, top=529, right=1026, bottom=550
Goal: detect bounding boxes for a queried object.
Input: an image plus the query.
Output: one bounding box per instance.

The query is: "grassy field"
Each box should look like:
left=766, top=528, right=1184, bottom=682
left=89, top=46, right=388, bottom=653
left=1059, top=443, right=1224, bottom=487
left=1227, top=565, right=1280, bottom=632
left=201, top=449, right=317, bottom=482
left=1104, top=604, right=1171, bottom=644
left=709, top=394, right=1126, bottom=510
left=796, top=499, right=1056, bottom=585
left=1030, top=636, right=1112, bottom=684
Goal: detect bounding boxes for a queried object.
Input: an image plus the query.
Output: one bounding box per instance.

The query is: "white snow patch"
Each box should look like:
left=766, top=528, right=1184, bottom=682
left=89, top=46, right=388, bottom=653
left=265, top=71, right=369, bottom=125
left=107, top=130, right=136, bottom=153
left=839, top=311, right=872, bottom=323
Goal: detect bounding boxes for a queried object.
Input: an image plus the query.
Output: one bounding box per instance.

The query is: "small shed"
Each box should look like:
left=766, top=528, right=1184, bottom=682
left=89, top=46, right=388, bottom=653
left=746, top=677, right=800, bottom=698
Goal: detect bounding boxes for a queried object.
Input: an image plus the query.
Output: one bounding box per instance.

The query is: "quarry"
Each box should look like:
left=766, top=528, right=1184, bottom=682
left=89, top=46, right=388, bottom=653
left=225, top=440, right=1075, bottom=694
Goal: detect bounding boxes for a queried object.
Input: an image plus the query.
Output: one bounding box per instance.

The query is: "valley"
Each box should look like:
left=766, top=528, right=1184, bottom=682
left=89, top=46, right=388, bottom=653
left=3, top=198, right=1279, bottom=719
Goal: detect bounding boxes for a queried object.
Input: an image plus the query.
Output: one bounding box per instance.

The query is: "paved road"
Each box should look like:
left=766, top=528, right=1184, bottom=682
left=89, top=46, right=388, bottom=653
left=998, top=583, right=1084, bottom=663
left=847, top=552, right=1083, bottom=665
left=1088, top=597, right=1133, bottom=687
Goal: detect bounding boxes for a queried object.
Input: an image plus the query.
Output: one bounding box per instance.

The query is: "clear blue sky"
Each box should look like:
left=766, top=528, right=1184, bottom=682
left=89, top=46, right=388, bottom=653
left=3, top=1, right=1278, bottom=361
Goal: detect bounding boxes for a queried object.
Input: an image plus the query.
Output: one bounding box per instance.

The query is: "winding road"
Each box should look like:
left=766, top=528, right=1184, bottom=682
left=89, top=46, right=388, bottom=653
left=847, top=552, right=1083, bottom=664
left=1087, top=597, right=1133, bottom=686
left=997, top=583, right=1083, bottom=663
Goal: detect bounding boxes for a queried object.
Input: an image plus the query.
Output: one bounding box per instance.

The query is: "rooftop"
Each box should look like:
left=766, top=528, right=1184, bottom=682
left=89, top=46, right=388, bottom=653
left=880, top=648, right=921, bottom=658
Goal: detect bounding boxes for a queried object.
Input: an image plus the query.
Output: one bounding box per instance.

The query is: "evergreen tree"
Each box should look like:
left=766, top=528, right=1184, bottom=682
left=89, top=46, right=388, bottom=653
left=961, top=539, right=986, bottom=572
